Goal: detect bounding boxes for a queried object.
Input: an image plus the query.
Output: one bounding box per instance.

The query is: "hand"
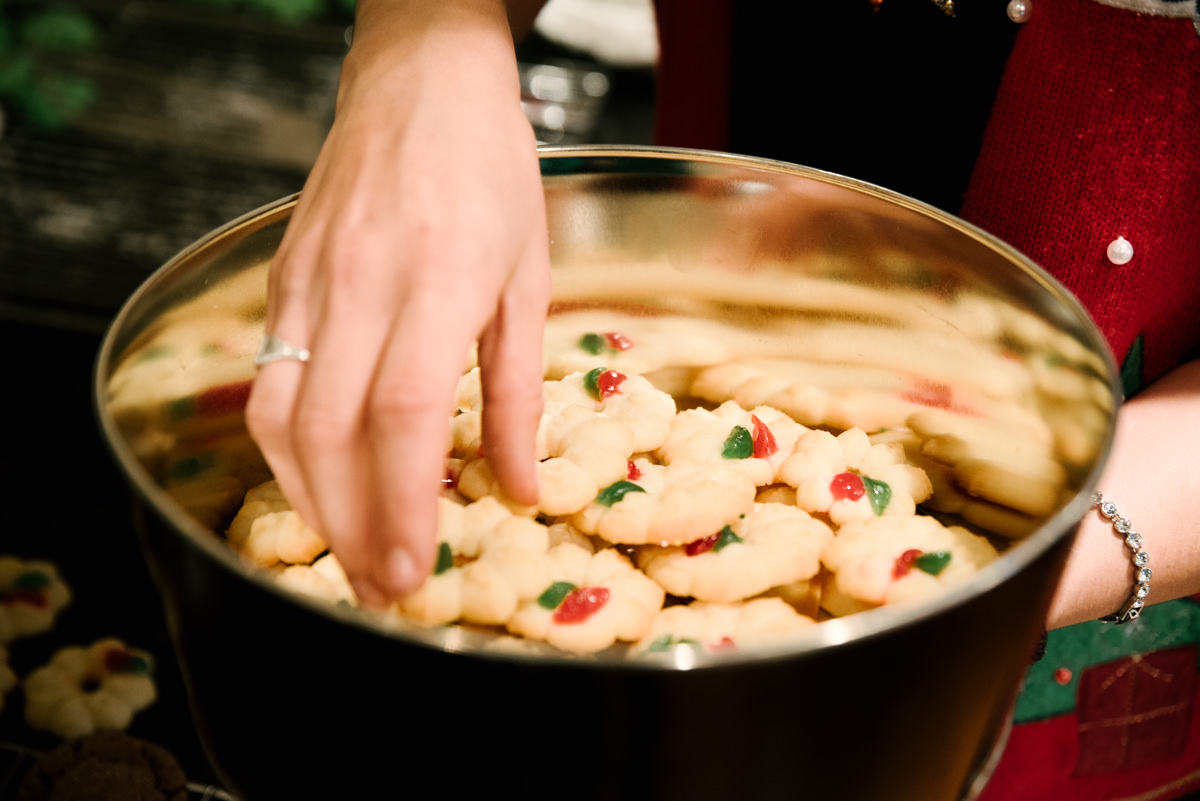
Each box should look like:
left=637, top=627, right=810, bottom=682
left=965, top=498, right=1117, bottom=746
left=245, top=0, right=551, bottom=607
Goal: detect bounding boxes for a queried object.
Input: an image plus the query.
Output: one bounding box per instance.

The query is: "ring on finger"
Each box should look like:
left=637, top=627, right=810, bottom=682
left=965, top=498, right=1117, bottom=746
left=254, top=333, right=312, bottom=367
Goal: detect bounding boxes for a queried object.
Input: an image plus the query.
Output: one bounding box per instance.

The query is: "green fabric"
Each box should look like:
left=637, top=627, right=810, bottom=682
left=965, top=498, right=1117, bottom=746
left=1121, top=333, right=1145, bottom=399
left=1014, top=598, right=1200, bottom=722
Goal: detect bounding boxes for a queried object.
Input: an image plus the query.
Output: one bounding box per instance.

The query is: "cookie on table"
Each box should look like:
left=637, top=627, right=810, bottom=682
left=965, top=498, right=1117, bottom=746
left=15, top=731, right=187, bottom=801
left=24, top=638, right=157, bottom=740
left=819, top=515, right=1001, bottom=618
left=656, top=401, right=809, bottom=487
left=0, top=556, right=72, bottom=644
left=636, top=503, right=833, bottom=604
left=506, top=544, right=665, bottom=654
left=571, top=458, right=757, bottom=547
left=632, top=598, right=815, bottom=657
left=777, top=427, right=932, bottom=525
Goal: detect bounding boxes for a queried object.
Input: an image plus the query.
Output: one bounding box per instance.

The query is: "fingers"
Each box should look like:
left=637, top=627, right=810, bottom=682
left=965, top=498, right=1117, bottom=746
left=478, top=238, right=552, bottom=507
left=245, top=238, right=322, bottom=534
left=252, top=227, right=543, bottom=604
left=366, top=287, right=479, bottom=598
left=283, top=248, right=399, bottom=603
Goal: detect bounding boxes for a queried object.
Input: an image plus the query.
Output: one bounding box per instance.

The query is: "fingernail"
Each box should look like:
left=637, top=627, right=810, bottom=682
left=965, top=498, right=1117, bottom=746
left=350, top=577, right=386, bottom=609
left=386, top=548, right=420, bottom=595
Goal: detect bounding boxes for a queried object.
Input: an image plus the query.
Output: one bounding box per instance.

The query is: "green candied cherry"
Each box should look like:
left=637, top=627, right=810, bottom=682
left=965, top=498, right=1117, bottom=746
left=722, top=415, right=777, bottom=460
left=892, top=548, right=952, bottom=580
left=722, top=426, right=753, bottom=459
left=432, top=542, right=455, bottom=575
left=596, top=479, right=646, bottom=507
left=645, top=633, right=701, bottom=652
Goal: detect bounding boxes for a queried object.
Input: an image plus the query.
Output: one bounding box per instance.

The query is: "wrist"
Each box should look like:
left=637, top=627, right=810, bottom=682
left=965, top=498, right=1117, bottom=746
left=339, top=0, right=524, bottom=122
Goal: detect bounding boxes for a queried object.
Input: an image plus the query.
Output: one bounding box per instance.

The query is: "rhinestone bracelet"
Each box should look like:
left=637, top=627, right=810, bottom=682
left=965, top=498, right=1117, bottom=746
left=1094, top=491, right=1151, bottom=624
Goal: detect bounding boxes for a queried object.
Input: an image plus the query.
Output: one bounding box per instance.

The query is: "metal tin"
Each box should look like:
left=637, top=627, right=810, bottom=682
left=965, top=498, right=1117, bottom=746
left=96, top=147, right=1119, bottom=800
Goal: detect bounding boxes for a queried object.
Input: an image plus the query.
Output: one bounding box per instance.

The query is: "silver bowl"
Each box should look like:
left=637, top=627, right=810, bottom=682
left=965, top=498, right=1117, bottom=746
left=96, top=147, right=1118, bottom=800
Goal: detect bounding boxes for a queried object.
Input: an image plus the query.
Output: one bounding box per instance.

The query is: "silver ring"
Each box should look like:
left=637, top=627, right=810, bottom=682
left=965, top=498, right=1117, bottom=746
left=254, top=334, right=311, bottom=367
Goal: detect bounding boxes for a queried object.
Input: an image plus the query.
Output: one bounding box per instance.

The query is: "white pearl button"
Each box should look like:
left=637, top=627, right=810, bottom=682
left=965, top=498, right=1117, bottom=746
left=1107, top=236, right=1134, bottom=265
left=1007, top=0, right=1032, bottom=22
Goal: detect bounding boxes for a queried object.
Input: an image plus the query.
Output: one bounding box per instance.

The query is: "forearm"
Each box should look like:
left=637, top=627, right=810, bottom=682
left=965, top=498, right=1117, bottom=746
left=346, top=0, right=549, bottom=84
left=1046, top=358, right=1200, bottom=629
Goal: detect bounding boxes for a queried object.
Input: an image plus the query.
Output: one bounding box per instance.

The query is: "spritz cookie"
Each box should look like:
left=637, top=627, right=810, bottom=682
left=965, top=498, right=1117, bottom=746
left=0, top=556, right=71, bottom=644
left=636, top=503, right=833, bottom=603
left=24, top=638, right=157, bottom=740
left=571, top=458, right=757, bottom=547
left=633, top=598, right=815, bottom=656
left=820, top=515, right=1000, bottom=617
left=507, top=544, right=665, bottom=654
left=777, top=427, right=931, bottom=524
left=656, top=401, right=809, bottom=487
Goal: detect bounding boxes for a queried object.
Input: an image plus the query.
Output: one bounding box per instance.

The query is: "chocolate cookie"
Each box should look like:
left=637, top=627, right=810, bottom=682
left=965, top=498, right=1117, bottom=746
left=16, top=731, right=187, bottom=801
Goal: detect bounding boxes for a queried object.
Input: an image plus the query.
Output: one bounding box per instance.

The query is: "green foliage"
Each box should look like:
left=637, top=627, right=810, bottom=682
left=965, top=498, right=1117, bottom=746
left=20, top=6, right=97, bottom=49
left=0, top=0, right=355, bottom=130
left=0, top=4, right=98, bottom=129
left=190, top=0, right=355, bottom=23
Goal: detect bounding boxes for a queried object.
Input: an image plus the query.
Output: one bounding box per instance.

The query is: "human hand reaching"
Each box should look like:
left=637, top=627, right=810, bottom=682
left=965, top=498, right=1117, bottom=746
left=245, top=0, right=551, bottom=607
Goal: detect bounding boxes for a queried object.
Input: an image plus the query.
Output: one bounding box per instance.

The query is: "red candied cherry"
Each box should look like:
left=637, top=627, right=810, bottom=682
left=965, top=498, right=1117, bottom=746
left=830, top=472, right=866, bottom=502
left=685, top=525, right=743, bottom=557
left=750, top=415, right=777, bottom=458
left=604, top=331, right=634, bottom=351
left=709, top=636, right=738, bottom=654
left=584, top=367, right=628, bottom=400
left=893, top=548, right=923, bottom=579
left=103, top=647, right=151, bottom=675
left=553, top=587, right=611, bottom=624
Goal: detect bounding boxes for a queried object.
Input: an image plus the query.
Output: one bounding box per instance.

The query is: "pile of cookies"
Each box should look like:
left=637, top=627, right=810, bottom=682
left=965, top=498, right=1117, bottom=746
left=222, top=305, right=1098, bottom=658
